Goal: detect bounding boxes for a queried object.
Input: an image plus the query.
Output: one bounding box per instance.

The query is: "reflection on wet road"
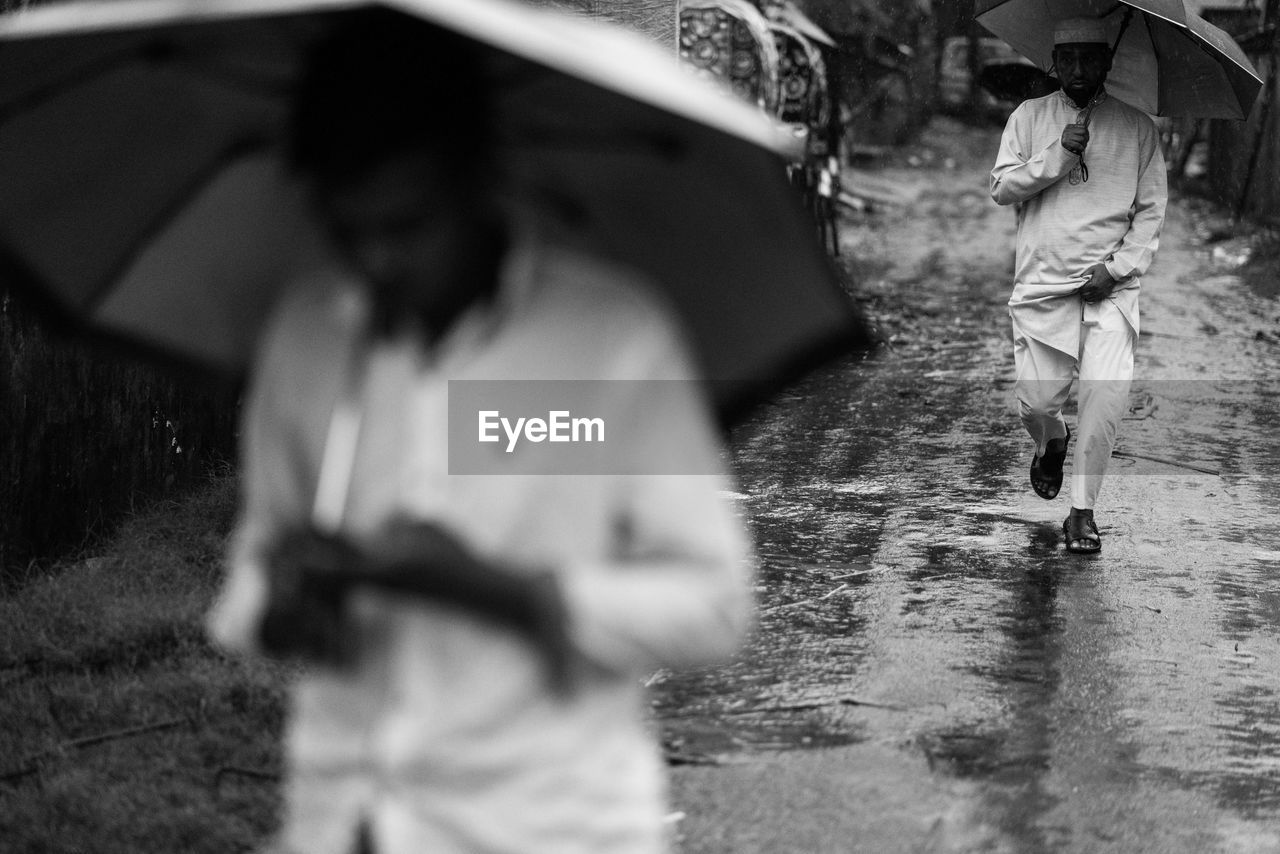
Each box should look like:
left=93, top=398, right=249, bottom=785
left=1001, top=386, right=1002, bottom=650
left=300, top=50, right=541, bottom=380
left=659, top=120, right=1280, bottom=852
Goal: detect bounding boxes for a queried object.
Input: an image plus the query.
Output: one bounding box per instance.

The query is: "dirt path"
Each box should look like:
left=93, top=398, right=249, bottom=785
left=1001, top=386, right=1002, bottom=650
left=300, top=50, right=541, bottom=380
left=661, top=116, right=1280, bottom=854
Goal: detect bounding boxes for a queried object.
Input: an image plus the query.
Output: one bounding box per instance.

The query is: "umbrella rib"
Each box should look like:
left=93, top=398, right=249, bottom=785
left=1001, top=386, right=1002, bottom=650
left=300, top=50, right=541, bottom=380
left=1131, top=4, right=1183, bottom=30
left=0, top=43, right=291, bottom=128
left=81, top=138, right=274, bottom=316
left=0, top=47, right=141, bottom=127
left=0, top=274, right=239, bottom=382
left=167, top=55, right=296, bottom=101
left=1143, top=11, right=1238, bottom=116
left=0, top=231, right=74, bottom=318
left=0, top=234, right=238, bottom=379
left=1142, top=11, right=1166, bottom=116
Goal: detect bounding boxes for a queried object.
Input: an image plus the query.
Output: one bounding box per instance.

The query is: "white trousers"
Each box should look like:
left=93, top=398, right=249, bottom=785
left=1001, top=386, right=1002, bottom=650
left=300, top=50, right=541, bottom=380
left=1012, top=300, right=1135, bottom=511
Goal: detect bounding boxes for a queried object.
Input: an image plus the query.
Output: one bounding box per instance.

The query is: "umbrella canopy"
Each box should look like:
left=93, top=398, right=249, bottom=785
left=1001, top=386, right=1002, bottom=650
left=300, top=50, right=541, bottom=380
left=0, top=0, right=870, bottom=425
left=975, top=0, right=1263, bottom=119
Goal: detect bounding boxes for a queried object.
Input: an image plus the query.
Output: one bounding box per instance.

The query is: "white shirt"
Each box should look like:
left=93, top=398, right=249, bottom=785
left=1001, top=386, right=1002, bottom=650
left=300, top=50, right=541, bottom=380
left=991, top=89, right=1168, bottom=355
left=206, top=236, right=754, bottom=854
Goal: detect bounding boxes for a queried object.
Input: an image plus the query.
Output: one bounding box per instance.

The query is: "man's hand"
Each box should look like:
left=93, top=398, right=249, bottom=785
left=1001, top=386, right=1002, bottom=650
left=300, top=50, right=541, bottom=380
left=365, top=518, right=574, bottom=694
left=1061, top=123, right=1089, bottom=157
left=365, top=517, right=483, bottom=579
left=260, top=527, right=361, bottom=668
left=258, top=519, right=573, bottom=691
left=1078, top=263, right=1117, bottom=303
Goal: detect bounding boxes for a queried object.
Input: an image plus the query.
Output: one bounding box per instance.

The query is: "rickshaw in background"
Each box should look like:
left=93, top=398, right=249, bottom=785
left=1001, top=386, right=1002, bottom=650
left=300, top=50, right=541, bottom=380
left=678, top=0, right=780, bottom=113
left=765, top=15, right=839, bottom=256
left=678, top=0, right=840, bottom=256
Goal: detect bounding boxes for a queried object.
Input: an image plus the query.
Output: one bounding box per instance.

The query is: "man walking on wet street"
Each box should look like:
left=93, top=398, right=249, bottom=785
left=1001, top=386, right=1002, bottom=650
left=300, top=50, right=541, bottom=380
left=990, top=17, right=1167, bottom=554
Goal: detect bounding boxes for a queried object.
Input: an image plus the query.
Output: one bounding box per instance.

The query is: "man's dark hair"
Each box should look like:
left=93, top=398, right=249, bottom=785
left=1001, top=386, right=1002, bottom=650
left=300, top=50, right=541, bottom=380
left=288, top=10, right=494, bottom=187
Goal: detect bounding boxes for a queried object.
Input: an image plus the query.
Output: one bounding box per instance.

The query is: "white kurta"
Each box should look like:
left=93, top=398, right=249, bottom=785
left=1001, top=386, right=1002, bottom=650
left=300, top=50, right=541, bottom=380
left=206, top=237, right=754, bottom=854
left=991, top=89, right=1167, bottom=356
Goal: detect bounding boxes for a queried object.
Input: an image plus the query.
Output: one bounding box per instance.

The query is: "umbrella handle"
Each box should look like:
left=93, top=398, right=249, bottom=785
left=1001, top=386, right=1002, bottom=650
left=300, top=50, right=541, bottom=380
left=1071, top=3, right=1131, bottom=151
left=1074, top=103, right=1096, bottom=183
left=311, top=327, right=372, bottom=535
left=312, top=397, right=363, bottom=535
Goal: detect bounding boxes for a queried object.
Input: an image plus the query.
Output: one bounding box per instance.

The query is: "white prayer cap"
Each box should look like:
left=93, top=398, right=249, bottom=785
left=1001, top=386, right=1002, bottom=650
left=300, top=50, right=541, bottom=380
left=1053, top=17, right=1110, bottom=45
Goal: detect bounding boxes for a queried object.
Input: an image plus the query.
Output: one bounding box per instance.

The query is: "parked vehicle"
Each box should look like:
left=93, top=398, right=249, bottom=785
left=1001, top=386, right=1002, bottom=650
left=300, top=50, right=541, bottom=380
left=679, top=0, right=841, bottom=255
left=679, top=0, right=780, bottom=113
left=769, top=21, right=839, bottom=255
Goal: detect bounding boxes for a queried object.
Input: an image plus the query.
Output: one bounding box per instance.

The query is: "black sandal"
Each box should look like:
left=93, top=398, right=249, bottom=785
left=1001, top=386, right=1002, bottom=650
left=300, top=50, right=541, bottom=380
left=1063, top=509, right=1101, bottom=554
left=1030, top=427, right=1070, bottom=500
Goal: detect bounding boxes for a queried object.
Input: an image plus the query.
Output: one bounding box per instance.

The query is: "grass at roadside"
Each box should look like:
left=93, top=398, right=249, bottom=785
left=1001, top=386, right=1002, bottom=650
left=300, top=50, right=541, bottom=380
left=0, top=476, right=286, bottom=854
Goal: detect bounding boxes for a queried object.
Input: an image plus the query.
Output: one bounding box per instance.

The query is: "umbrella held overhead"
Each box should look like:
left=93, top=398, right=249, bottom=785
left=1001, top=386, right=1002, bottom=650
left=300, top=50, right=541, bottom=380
left=0, top=0, right=871, bottom=425
left=975, top=0, right=1263, bottom=119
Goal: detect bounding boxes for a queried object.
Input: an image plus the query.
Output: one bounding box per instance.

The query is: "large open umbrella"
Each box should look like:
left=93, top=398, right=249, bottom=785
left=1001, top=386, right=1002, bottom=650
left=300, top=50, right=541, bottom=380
left=975, top=0, right=1263, bottom=119
left=0, top=0, right=871, bottom=426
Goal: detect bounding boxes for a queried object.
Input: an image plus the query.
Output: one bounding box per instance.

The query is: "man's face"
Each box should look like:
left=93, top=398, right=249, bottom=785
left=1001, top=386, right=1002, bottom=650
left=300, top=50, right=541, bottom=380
left=1053, top=42, right=1110, bottom=104
left=315, top=151, right=484, bottom=317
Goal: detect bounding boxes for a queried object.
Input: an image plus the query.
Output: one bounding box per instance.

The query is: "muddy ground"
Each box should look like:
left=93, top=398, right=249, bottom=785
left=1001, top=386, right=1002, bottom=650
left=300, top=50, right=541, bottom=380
left=657, top=116, right=1280, bottom=854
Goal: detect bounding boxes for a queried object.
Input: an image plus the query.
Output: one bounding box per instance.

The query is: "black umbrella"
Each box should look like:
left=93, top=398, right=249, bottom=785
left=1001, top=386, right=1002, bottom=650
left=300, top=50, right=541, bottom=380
left=0, top=0, right=872, bottom=427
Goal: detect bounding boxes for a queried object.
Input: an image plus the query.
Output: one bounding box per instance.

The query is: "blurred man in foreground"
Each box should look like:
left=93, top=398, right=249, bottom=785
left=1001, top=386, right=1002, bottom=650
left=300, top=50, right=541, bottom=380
left=206, top=14, right=753, bottom=853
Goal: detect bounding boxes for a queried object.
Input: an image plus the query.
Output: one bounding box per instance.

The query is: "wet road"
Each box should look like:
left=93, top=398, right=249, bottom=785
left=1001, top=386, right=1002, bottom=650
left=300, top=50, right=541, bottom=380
left=656, top=118, right=1280, bottom=853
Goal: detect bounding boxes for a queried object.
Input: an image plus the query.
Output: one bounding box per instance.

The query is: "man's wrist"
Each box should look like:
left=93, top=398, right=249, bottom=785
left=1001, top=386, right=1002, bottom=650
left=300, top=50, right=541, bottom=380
left=519, top=570, right=562, bottom=631
left=1049, top=140, right=1076, bottom=161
